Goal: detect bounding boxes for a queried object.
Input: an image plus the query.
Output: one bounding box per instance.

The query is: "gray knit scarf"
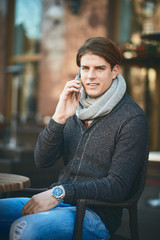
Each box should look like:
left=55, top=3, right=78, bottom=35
left=76, top=73, right=126, bottom=120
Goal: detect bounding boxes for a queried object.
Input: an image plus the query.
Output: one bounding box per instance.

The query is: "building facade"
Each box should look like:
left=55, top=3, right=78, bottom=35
left=0, top=0, right=160, bottom=150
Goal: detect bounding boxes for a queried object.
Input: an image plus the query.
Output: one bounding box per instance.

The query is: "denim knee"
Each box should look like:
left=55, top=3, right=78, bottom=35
left=10, top=217, right=38, bottom=240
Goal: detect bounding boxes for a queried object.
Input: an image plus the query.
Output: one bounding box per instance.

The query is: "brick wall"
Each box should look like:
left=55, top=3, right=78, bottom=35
left=38, top=0, right=108, bottom=117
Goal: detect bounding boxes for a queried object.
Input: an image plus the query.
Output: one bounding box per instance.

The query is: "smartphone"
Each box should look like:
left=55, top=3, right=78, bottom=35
left=75, top=67, right=81, bottom=100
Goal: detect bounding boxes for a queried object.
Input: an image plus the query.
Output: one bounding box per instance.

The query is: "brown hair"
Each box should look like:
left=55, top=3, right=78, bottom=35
left=76, top=37, right=122, bottom=70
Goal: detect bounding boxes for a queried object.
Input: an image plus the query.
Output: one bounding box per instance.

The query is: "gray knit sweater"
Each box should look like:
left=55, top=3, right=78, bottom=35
left=34, top=93, right=148, bottom=234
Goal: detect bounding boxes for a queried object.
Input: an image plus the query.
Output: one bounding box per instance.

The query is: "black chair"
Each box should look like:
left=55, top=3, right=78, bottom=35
left=73, top=150, right=149, bottom=240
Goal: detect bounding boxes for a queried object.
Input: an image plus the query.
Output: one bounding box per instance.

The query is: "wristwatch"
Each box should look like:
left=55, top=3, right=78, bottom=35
left=52, top=185, right=65, bottom=203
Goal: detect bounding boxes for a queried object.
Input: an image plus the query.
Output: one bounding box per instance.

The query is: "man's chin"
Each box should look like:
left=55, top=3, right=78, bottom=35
left=86, top=93, right=100, bottom=99
left=87, top=90, right=107, bottom=99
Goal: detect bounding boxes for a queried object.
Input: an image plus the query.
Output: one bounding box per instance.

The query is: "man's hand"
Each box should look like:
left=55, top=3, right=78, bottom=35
left=22, top=189, right=58, bottom=216
left=53, top=78, right=81, bottom=124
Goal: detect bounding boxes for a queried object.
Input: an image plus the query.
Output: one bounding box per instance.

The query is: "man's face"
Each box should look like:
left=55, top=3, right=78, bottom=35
left=80, top=54, right=119, bottom=99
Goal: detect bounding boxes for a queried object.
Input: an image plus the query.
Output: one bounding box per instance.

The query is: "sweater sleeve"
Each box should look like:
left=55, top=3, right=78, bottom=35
left=62, top=115, right=148, bottom=205
left=34, top=118, right=65, bottom=168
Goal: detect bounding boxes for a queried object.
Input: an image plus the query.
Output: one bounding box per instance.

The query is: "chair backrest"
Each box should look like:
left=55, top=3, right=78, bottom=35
left=127, top=148, right=149, bottom=205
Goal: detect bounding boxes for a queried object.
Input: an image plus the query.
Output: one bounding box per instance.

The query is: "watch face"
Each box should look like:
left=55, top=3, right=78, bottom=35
left=52, top=187, right=63, bottom=197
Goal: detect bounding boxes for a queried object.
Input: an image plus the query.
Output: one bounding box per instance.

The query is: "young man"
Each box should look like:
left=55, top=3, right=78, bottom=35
left=0, top=37, right=148, bottom=240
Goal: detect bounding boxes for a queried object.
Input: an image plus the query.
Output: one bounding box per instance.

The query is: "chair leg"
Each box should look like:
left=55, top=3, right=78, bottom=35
left=129, top=204, right=139, bottom=240
left=73, top=199, right=87, bottom=240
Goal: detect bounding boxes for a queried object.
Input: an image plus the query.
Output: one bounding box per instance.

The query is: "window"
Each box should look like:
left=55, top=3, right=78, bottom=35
left=8, top=0, right=42, bottom=122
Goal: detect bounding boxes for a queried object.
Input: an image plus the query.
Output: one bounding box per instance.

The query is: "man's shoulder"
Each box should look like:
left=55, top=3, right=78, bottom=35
left=104, top=93, right=148, bottom=131
left=115, top=93, right=146, bottom=118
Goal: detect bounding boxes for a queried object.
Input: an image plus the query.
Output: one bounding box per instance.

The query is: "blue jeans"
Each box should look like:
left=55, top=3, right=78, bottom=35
left=0, top=198, right=110, bottom=240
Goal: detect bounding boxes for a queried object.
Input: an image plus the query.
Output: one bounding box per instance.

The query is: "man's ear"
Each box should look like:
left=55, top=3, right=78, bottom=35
left=112, top=65, right=120, bottom=79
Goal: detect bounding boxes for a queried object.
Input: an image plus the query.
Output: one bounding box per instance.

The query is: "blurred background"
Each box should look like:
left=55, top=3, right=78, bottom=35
left=0, top=0, right=160, bottom=239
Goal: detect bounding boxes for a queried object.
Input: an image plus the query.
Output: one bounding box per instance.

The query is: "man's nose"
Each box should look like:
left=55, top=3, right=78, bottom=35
left=88, top=69, right=96, bottom=79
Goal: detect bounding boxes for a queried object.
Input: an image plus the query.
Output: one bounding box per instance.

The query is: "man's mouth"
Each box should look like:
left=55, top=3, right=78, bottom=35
left=87, top=83, right=99, bottom=86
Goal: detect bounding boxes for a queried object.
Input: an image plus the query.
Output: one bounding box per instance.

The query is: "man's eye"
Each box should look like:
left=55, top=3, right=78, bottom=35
left=82, top=67, right=88, bottom=71
left=97, top=67, right=105, bottom=71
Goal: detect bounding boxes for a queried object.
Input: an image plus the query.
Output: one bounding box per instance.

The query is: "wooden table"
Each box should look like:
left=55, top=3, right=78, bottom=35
left=0, top=173, right=31, bottom=193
